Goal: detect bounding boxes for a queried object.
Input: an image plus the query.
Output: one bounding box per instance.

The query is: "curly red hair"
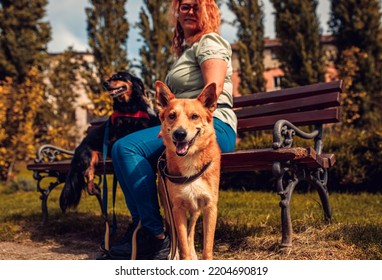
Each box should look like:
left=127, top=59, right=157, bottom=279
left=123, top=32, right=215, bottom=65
left=168, top=0, right=221, bottom=57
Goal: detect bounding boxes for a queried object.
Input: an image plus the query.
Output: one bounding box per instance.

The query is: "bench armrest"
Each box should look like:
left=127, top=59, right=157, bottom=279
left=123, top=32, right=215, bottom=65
left=272, top=119, right=323, bottom=154
left=35, top=144, right=74, bottom=163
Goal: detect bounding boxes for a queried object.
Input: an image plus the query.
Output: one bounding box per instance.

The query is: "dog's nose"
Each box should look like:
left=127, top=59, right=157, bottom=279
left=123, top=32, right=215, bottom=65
left=103, top=81, right=109, bottom=89
left=173, top=128, right=187, bottom=141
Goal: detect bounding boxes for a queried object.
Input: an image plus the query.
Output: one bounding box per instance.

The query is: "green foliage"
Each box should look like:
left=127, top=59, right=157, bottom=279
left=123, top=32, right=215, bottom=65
left=0, top=1, right=51, bottom=181
left=236, top=131, right=273, bottom=150
left=329, top=0, right=382, bottom=62
left=236, top=130, right=311, bottom=150
left=1, top=179, right=382, bottom=259
left=227, top=0, right=266, bottom=94
left=85, top=0, right=129, bottom=79
left=0, top=69, right=45, bottom=181
left=270, top=0, right=325, bottom=88
left=3, top=177, right=35, bottom=194
left=231, top=124, right=382, bottom=193
left=337, top=47, right=368, bottom=126
left=329, top=0, right=382, bottom=127
left=84, top=0, right=130, bottom=117
left=0, top=0, right=51, bottom=82
left=326, top=125, right=382, bottom=192
left=137, top=0, right=173, bottom=89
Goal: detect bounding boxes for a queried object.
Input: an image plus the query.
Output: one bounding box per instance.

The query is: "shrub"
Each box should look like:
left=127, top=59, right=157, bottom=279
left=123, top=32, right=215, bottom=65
left=326, top=125, right=382, bottom=193
left=2, top=177, right=36, bottom=194
left=222, top=126, right=382, bottom=193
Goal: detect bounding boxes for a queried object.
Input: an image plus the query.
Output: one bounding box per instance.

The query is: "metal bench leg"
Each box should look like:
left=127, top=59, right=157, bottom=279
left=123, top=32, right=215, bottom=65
left=34, top=171, right=65, bottom=225
left=310, top=168, right=332, bottom=222
left=273, top=163, right=333, bottom=247
left=40, top=189, right=49, bottom=225
left=272, top=162, right=298, bottom=247
left=278, top=180, right=298, bottom=247
left=38, top=180, right=62, bottom=225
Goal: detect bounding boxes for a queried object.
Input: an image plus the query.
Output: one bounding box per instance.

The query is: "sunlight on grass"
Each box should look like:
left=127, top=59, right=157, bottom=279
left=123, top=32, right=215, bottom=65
left=1, top=178, right=382, bottom=259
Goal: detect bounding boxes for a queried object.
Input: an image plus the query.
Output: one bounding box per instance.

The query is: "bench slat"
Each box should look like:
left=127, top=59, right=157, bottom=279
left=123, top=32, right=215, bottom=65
left=233, top=80, right=343, bottom=108
left=321, top=153, right=336, bottom=167
left=221, top=147, right=310, bottom=172
left=235, top=92, right=340, bottom=119
left=27, top=159, right=114, bottom=174
left=237, top=107, right=340, bottom=132
left=221, top=147, right=335, bottom=172
left=28, top=149, right=336, bottom=174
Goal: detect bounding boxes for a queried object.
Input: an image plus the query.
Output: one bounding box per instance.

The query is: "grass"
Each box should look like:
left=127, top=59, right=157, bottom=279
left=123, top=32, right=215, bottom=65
left=1, top=170, right=382, bottom=259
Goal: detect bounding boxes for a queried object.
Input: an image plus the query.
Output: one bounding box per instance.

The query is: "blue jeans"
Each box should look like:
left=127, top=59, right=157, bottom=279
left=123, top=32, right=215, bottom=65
left=111, top=118, right=236, bottom=235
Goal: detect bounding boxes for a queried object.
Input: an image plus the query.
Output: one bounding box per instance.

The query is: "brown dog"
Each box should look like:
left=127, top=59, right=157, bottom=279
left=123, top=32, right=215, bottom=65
left=155, top=81, right=221, bottom=260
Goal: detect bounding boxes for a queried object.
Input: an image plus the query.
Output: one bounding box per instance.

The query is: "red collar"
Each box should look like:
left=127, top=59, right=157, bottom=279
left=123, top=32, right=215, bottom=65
left=111, top=111, right=150, bottom=125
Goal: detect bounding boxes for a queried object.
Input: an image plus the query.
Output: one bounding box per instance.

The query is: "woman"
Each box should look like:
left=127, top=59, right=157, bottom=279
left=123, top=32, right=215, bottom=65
left=101, top=0, right=237, bottom=260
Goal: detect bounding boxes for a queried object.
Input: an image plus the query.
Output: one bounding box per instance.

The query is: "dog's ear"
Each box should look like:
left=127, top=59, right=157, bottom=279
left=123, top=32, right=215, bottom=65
left=155, top=81, right=175, bottom=111
left=131, top=75, right=144, bottom=96
left=197, top=83, right=218, bottom=113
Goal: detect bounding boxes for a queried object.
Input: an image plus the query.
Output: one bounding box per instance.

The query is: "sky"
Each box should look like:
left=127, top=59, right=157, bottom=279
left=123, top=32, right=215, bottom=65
left=45, top=0, right=332, bottom=59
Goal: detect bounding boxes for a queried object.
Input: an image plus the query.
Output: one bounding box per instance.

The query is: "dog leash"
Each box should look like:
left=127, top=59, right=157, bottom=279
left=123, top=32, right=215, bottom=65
left=99, top=112, right=153, bottom=258
left=101, top=118, right=118, bottom=251
left=157, top=152, right=178, bottom=260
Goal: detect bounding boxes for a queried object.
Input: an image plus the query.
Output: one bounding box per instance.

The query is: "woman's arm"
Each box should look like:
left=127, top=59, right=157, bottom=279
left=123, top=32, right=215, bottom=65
left=201, top=58, right=228, bottom=97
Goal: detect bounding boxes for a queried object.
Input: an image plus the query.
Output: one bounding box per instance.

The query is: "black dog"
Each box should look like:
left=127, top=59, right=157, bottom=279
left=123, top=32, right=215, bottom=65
left=59, top=72, right=160, bottom=212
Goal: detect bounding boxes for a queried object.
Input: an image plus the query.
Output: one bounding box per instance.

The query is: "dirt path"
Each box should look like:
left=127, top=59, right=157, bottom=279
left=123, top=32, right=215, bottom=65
left=0, top=240, right=98, bottom=260
left=0, top=229, right=360, bottom=260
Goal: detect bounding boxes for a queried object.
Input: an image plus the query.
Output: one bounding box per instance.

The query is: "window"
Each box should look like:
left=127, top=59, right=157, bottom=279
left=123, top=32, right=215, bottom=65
left=274, top=76, right=282, bottom=89
left=271, top=50, right=277, bottom=60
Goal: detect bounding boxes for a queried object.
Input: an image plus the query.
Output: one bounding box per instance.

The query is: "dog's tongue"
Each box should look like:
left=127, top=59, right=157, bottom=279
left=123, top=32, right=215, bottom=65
left=176, top=142, right=189, bottom=156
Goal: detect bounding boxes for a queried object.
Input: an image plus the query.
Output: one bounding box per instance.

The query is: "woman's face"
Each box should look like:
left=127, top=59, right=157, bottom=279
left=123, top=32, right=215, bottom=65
left=178, top=0, right=200, bottom=39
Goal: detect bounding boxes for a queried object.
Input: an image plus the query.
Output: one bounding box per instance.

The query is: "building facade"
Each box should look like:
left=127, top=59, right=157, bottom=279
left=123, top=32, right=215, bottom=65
left=231, top=35, right=339, bottom=96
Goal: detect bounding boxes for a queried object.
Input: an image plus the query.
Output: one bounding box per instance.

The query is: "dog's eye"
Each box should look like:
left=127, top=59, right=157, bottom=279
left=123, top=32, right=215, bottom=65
left=168, top=112, right=176, bottom=120
left=191, top=114, right=199, bottom=120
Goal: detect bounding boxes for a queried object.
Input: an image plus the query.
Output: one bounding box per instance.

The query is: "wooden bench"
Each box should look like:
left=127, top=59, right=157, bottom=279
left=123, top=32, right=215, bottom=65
left=27, top=80, right=343, bottom=247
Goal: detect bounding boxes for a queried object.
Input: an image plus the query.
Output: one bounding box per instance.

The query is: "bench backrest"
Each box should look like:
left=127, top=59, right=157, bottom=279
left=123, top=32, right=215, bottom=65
left=232, top=80, right=343, bottom=132
left=89, top=80, right=343, bottom=132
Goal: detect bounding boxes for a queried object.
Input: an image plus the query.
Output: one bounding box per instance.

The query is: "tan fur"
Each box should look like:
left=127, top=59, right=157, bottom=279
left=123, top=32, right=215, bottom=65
left=155, top=81, right=221, bottom=260
left=85, top=150, right=99, bottom=195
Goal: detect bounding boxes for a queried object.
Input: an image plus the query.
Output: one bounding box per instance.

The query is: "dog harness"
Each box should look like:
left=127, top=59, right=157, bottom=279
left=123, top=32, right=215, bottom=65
left=110, top=111, right=150, bottom=125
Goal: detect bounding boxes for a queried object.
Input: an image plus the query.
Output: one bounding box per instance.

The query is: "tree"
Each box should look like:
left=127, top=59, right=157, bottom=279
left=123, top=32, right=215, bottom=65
left=0, top=77, right=12, bottom=179
left=0, top=0, right=51, bottom=82
left=0, top=0, right=50, bottom=180
left=270, top=0, right=325, bottom=88
left=0, top=69, right=45, bottom=181
left=136, top=0, right=173, bottom=89
left=227, top=0, right=266, bottom=94
left=84, top=0, right=129, bottom=117
left=329, top=0, right=382, bottom=127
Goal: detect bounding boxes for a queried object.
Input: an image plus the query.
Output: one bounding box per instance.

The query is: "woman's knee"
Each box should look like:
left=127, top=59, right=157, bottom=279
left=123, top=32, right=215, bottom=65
left=112, top=126, right=162, bottom=161
left=111, top=136, right=137, bottom=160
left=213, top=118, right=236, bottom=153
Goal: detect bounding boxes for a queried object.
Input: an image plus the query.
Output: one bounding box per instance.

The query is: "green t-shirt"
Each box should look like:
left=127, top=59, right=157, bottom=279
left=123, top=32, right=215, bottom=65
left=165, top=32, right=237, bottom=133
